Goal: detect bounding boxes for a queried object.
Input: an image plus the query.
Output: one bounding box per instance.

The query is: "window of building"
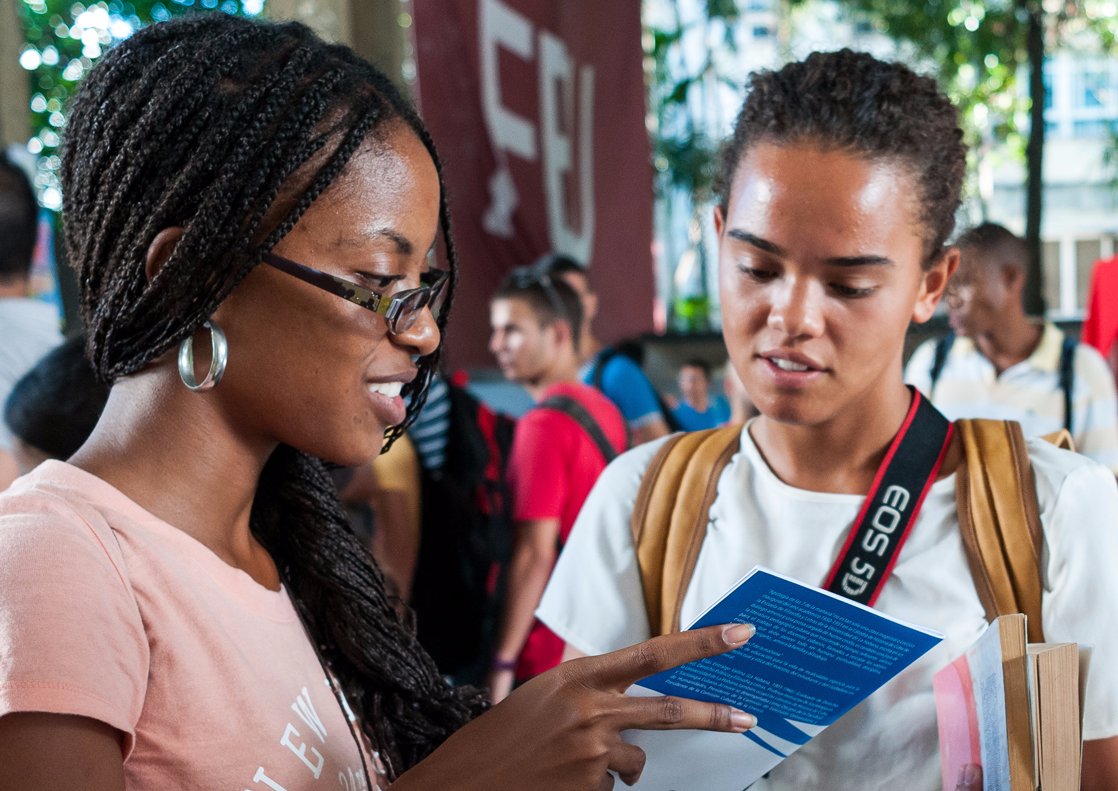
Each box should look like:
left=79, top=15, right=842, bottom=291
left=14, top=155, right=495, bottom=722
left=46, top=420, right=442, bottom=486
left=1077, top=238, right=1103, bottom=310
left=1072, top=119, right=1118, bottom=137
left=1042, top=240, right=1061, bottom=315
left=1076, top=67, right=1112, bottom=110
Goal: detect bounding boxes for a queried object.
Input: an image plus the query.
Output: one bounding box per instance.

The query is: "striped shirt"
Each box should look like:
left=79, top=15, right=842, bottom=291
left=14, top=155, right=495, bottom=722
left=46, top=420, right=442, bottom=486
left=408, top=375, right=450, bottom=472
left=905, top=322, right=1118, bottom=474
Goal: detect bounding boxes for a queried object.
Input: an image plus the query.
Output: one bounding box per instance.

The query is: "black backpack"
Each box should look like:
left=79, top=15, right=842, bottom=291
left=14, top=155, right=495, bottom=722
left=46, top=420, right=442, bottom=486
left=409, top=381, right=516, bottom=684
left=928, top=331, right=1077, bottom=434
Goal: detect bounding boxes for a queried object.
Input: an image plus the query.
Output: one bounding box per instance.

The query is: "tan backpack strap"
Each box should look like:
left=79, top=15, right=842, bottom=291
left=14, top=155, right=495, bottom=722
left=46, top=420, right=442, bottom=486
left=1041, top=427, right=1075, bottom=451
left=632, top=432, right=695, bottom=635
left=955, top=419, right=1046, bottom=643
left=631, top=426, right=742, bottom=636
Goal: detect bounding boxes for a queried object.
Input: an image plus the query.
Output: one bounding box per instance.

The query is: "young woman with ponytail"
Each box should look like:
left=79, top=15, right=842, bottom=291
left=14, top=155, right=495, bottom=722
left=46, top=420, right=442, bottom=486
left=0, top=14, right=757, bottom=791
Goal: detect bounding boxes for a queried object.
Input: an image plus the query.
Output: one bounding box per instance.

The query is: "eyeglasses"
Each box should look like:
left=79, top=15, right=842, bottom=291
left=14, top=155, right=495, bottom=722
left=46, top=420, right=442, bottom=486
left=262, top=252, right=449, bottom=335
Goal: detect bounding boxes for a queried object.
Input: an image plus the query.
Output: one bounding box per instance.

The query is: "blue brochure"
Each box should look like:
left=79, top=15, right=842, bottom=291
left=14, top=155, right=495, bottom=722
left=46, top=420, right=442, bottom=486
left=623, top=566, right=943, bottom=790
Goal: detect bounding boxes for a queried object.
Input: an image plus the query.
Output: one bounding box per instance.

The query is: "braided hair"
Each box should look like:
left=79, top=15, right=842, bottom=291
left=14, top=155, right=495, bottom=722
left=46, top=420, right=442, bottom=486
left=60, top=13, right=483, bottom=775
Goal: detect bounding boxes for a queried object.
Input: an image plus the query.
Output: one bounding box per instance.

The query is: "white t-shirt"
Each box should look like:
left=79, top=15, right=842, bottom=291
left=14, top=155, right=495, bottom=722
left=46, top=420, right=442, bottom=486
left=904, top=323, right=1118, bottom=474
left=537, top=425, right=1118, bottom=790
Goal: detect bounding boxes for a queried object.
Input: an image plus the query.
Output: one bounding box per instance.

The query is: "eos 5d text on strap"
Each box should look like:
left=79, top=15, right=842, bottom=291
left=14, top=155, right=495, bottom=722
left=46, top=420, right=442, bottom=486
left=821, top=387, right=954, bottom=607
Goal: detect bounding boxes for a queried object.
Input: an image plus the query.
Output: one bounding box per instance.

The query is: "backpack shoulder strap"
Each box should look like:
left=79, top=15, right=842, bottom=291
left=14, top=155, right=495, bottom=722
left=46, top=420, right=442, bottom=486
left=631, top=425, right=742, bottom=636
left=1058, top=334, right=1077, bottom=435
left=954, top=418, right=1046, bottom=643
left=929, top=332, right=956, bottom=393
left=537, top=394, right=620, bottom=463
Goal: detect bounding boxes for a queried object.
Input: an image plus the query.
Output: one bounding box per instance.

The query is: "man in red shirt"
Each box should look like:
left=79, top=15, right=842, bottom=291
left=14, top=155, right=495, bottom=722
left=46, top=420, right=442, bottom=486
left=485, top=268, right=627, bottom=702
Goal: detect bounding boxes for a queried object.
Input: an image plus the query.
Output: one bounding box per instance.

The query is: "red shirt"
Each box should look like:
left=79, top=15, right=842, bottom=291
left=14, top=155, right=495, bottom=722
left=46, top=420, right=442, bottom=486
left=507, top=381, right=627, bottom=679
left=1083, top=255, right=1118, bottom=359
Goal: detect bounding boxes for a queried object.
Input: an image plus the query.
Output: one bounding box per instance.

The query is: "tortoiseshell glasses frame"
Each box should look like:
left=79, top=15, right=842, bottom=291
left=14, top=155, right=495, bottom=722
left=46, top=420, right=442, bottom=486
left=262, top=252, right=449, bottom=335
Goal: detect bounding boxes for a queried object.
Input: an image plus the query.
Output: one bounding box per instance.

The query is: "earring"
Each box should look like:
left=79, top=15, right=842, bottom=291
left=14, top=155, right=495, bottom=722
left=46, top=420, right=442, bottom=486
left=177, top=319, right=228, bottom=392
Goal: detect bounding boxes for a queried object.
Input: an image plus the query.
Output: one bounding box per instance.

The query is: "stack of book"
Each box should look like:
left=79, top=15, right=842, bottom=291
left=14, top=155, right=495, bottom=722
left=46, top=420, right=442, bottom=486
left=933, top=613, right=1089, bottom=791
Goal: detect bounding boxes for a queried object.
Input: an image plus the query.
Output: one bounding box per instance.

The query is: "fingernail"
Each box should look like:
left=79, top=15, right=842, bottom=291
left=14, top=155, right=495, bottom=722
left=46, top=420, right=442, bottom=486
left=723, top=623, right=756, bottom=645
left=959, top=764, right=980, bottom=784
left=730, top=710, right=757, bottom=731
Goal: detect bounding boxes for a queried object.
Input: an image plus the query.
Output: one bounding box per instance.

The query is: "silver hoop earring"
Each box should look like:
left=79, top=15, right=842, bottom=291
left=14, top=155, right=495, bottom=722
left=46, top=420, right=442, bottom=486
left=177, top=320, right=228, bottom=392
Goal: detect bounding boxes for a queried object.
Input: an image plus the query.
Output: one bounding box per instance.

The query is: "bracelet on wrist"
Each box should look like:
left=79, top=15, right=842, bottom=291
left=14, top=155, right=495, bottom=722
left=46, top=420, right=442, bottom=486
left=491, top=657, right=517, bottom=672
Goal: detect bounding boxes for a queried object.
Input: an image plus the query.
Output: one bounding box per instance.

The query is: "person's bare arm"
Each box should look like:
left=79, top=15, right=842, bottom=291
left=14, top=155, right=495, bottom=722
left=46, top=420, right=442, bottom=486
left=0, top=713, right=125, bottom=791
left=1082, top=735, right=1118, bottom=791
left=395, top=623, right=757, bottom=791
left=485, top=517, right=559, bottom=702
left=631, top=416, right=670, bottom=446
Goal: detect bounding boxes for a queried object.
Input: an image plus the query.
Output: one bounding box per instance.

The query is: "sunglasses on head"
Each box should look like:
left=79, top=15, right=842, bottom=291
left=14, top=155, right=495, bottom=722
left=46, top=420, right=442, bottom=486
left=508, top=267, right=570, bottom=320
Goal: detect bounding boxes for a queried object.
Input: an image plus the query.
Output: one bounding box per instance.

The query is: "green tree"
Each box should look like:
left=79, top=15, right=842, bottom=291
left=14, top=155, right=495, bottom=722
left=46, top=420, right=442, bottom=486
left=645, top=0, right=743, bottom=203
left=812, top=0, right=1118, bottom=314
left=15, top=0, right=263, bottom=208
left=644, top=0, right=746, bottom=332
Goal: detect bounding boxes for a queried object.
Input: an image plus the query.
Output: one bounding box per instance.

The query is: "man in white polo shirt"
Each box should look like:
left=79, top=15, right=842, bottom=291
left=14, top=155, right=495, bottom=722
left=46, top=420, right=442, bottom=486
left=906, top=222, right=1118, bottom=474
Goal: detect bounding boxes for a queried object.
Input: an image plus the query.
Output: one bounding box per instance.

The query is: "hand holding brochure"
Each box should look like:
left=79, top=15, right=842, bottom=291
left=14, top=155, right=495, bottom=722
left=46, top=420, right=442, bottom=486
left=624, top=566, right=943, bottom=790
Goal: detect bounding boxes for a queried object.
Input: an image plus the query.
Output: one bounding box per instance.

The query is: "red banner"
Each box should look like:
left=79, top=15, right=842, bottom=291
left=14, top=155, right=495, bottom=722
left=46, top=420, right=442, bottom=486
left=412, top=0, right=654, bottom=367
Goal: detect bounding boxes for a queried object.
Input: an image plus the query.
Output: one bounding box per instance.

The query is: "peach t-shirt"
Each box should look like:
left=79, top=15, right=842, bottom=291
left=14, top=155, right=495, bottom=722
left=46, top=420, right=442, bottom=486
left=0, top=461, right=383, bottom=790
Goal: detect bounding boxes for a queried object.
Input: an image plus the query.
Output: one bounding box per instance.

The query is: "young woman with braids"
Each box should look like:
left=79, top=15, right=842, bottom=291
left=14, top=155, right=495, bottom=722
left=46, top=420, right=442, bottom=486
left=0, top=14, right=759, bottom=791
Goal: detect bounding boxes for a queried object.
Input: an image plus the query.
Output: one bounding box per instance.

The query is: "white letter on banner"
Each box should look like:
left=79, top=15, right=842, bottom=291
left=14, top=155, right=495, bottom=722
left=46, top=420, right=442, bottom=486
left=480, top=0, right=536, bottom=160
left=538, top=29, right=595, bottom=263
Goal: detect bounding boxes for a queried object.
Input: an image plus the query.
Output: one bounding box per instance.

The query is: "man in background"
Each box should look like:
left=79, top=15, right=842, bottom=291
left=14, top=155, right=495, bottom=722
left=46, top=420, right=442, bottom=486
left=0, top=155, right=63, bottom=489
left=672, top=358, right=730, bottom=431
left=906, top=222, right=1118, bottom=473
left=485, top=268, right=626, bottom=702
left=539, top=254, right=672, bottom=444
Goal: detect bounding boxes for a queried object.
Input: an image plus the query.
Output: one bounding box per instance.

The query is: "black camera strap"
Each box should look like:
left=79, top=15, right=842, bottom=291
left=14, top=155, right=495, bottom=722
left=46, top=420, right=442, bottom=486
left=821, top=387, right=954, bottom=607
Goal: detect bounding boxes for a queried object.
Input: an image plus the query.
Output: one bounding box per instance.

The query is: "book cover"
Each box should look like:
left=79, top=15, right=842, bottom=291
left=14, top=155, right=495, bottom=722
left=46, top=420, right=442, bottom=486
left=933, top=615, right=1027, bottom=791
left=933, top=652, right=983, bottom=790
left=623, top=566, right=943, bottom=791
